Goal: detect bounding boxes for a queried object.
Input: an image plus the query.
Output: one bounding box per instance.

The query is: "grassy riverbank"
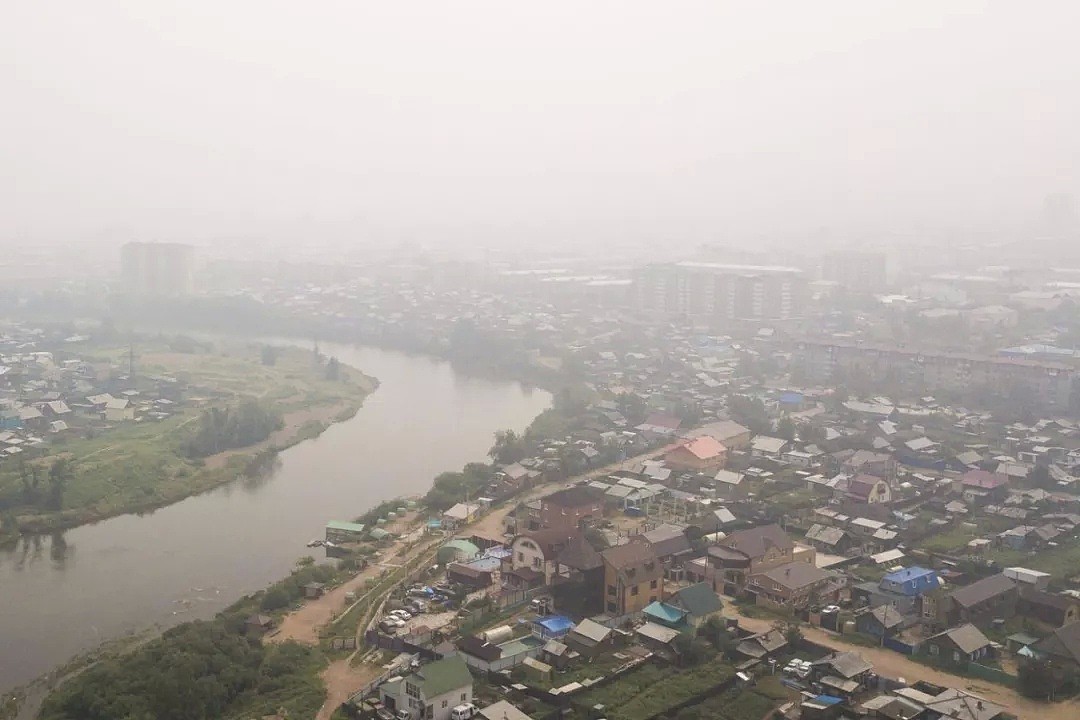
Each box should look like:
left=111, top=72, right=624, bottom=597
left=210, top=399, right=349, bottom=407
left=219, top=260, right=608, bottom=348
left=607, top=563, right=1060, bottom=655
left=0, top=343, right=376, bottom=536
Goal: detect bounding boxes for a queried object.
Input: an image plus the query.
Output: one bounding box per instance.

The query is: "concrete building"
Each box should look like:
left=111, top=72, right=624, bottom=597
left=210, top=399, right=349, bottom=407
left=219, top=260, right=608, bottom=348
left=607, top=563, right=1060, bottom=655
left=821, top=250, right=887, bottom=294
left=796, top=338, right=1076, bottom=409
left=120, top=242, right=195, bottom=296
left=633, top=261, right=807, bottom=321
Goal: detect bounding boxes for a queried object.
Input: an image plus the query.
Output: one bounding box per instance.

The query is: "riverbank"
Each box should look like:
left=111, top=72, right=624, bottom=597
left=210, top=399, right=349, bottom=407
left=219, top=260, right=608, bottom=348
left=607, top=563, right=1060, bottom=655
left=1, top=343, right=376, bottom=538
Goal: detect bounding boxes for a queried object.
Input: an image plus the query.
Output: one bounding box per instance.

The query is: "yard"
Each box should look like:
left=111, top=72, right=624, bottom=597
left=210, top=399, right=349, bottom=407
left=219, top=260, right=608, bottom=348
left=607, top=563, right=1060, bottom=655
left=575, top=657, right=736, bottom=720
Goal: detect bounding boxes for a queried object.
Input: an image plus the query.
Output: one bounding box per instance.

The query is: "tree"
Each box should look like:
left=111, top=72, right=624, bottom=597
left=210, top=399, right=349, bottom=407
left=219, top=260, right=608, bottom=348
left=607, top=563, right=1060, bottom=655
left=489, top=429, right=529, bottom=464
left=47, top=458, right=73, bottom=511
left=261, top=586, right=291, bottom=611
left=776, top=416, right=797, bottom=441
left=1019, top=657, right=1058, bottom=700
left=728, top=395, right=770, bottom=435
left=324, top=357, right=341, bottom=381
left=260, top=346, right=279, bottom=366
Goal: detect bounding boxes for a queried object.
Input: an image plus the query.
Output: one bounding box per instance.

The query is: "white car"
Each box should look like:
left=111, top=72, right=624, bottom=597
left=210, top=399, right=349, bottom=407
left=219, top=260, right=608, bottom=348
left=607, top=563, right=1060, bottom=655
left=382, top=616, right=406, bottom=628
left=390, top=610, right=412, bottom=620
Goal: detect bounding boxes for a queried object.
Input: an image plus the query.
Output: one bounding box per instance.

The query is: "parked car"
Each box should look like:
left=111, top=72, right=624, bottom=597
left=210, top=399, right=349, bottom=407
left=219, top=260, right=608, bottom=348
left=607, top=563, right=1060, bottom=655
left=450, top=703, right=477, bottom=720
left=382, top=616, right=406, bottom=628
left=407, top=601, right=426, bottom=614
left=379, top=620, right=400, bottom=634
left=390, top=609, right=412, bottom=620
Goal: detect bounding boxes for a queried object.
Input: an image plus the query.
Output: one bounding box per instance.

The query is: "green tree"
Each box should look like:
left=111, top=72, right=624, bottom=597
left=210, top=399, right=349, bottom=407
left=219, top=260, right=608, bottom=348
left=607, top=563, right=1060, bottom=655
left=260, top=346, right=279, bottom=366
left=47, top=458, right=73, bottom=511
left=325, top=357, right=341, bottom=381
left=776, top=416, right=797, bottom=441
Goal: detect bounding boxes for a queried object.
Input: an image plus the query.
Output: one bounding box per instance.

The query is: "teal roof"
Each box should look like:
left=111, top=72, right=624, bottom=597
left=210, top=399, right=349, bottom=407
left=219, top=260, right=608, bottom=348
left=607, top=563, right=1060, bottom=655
left=440, top=539, right=480, bottom=557
left=409, top=655, right=473, bottom=698
left=673, top=582, right=723, bottom=618
left=326, top=521, right=366, bottom=533
left=642, top=601, right=688, bottom=627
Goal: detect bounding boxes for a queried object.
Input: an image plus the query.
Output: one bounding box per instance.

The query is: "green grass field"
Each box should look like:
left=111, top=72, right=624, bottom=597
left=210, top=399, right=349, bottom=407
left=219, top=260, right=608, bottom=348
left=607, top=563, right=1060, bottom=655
left=0, top=342, right=374, bottom=532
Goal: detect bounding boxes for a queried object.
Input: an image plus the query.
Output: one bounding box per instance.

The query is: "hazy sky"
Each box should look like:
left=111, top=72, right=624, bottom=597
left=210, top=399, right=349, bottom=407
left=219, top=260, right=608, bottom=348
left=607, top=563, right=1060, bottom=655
left=4, top=1, right=1080, bottom=251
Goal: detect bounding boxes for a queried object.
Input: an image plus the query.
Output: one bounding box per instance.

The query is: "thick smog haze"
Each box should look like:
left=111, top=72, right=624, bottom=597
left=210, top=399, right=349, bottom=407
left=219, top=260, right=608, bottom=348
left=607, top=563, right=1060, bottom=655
left=4, top=0, right=1080, bottom=249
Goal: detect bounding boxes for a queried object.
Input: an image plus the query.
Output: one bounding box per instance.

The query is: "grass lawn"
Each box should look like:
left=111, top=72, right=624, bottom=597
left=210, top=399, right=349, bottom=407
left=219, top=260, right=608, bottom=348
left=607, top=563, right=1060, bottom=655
left=678, top=674, right=790, bottom=720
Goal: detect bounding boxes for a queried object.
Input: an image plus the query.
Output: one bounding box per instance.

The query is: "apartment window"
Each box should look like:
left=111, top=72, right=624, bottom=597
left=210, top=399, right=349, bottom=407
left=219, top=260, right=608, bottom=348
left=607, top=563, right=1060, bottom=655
left=461, top=694, right=467, bottom=702
left=650, top=580, right=657, bottom=589
left=426, top=706, right=433, bottom=718
left=953, top=652, right=961, bottom=663
left=518, top=552, right=524, bottom=562
left=442, top=701, right=448, bottom=709
left=631, top=586, right=639, bottom=596
left=607, top=585, right=616, bottom=596
left=406, top=682, right=421, bottom=699
left=607, top=601, right=617, bottom=613
left=532, top=557, right=542, bottom=569
left=929, top=644, right=939, bottom=656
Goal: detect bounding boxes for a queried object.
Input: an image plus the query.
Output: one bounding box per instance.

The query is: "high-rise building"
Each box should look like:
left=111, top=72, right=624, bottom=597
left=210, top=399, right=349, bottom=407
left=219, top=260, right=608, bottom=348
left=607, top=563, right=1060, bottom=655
left=120, top=242, right=195, bottom=296
left=821, top=250, right=887, bottom=293
left=633, top=261, right=806, bottom=321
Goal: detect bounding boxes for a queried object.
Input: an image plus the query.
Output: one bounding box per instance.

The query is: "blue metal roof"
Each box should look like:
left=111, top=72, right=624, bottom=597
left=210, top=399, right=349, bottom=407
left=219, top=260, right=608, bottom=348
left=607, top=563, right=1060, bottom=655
left=881, top=566, right=939, bottom=596
left=642, top=601, right=689, bottom=626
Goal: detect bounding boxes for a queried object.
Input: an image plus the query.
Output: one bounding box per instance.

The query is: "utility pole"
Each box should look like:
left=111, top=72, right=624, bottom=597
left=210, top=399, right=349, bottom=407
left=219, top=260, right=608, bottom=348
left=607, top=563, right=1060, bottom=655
left=128, top=343, right=136, bottom=382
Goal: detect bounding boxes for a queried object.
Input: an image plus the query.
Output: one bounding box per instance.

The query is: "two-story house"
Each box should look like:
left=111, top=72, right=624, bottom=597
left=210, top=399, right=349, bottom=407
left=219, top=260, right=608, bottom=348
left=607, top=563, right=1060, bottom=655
left=851, top=566, right=940, bottom=616
left=504, top=529, right=601, bottom=589
left=747, top=562, right=838, bottom=610
left=381, top=656, right=474, bottom=720
left=705, top=524, right=803, bottom=594
left=538, top=487, right=604, bottom=532
left=601, top=540, right=663, bottom=616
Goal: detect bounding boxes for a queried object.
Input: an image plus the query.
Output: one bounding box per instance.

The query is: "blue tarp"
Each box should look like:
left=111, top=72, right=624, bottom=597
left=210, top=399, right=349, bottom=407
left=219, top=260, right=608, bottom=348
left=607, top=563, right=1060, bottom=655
left=533, top=615, right=574, bottom=638
left=812, top=695, right=844, bottom=706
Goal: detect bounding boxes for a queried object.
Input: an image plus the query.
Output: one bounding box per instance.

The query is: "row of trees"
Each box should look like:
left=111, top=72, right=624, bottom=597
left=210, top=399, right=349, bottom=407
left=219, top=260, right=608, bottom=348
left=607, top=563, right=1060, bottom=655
left=180, top=401, right=284, bottom=459
left=15, top=457, right=72, bottom=510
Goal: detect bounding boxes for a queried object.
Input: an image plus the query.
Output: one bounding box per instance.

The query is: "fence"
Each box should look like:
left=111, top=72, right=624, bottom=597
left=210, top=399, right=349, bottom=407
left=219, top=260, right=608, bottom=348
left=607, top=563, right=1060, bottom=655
left=883, top=637, right=917, bottom=655
left=967, top=662, right=1017, bottom=688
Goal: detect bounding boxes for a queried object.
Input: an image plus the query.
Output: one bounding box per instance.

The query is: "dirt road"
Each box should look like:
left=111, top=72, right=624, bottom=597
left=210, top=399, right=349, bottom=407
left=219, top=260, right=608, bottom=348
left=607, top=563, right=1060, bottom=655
left=316, top=659, right=384, bottom=720
left=729, top=608, right=1079, bottom=719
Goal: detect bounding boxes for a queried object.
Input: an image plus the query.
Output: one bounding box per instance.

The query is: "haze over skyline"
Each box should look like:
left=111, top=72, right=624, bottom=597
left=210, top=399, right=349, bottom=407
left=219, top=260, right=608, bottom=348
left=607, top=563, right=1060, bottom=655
left=5, top=1, right=1080, bottom=251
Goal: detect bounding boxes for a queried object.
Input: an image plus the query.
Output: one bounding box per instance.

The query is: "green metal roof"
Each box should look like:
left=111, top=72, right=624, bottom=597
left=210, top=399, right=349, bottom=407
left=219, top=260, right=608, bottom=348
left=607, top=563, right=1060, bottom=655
left=410, top=655, right=473, bottom=698
left=326, top=521, right=366, bottom=533
left=673, top=582, right=723, bottom=618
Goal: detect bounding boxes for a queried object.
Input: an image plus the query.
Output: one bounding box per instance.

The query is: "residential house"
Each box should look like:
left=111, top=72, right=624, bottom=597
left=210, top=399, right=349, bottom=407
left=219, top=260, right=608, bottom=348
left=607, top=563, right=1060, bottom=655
left=664, top=435, right=727, bottom=471
left=750, top=436, right=788, bottom=459
left=831, top=449, right=896, bottom=481
left=245, top=614, right=274, bottom=636
left=563, top=618, right=613, bottom=657
left=640, top=523, right=692, bottom=570
left=804, top=524, right=854, bottom=554
left=104, top=398, right=135, bottom=422
left=442, top=503, right=481, bottom=529
left=667, top=582, right=723, bottom=628
left=921, top=624, right=993, bottom=667
left=1033, top=620, right=1080, bottom=669
left=381, top=655, right=474, bottom=720
left=538, top=487, right=604, bottom=532
left=705, top=524, right=802, bottom=593
left=856, top=605, right=906, bottom=639
left=921, top=689, right=1009, bottom=720
left=809, top=651, right=874, bottom=698
left=1018, top=587, right=1080, bottom=628
left=504, top=529, right=601, bottom=589
left=845, top=474, right=892, bottom=504
left=735, top=628, right=787, bottom=661
left=935, top=573, right=1018, bottom=629
left=851, top=566, right=940, bottom=616
left=478, top=701, right=534, bottom=720
left=709, top=420, right=752, bottom=450
left=601, top=540, right=663, bottom=615
left=747, top=561, right=838, bottom=609
left=960, top=470, right=1009, bottom=505
left=636, top=412, right=682, bottom=437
